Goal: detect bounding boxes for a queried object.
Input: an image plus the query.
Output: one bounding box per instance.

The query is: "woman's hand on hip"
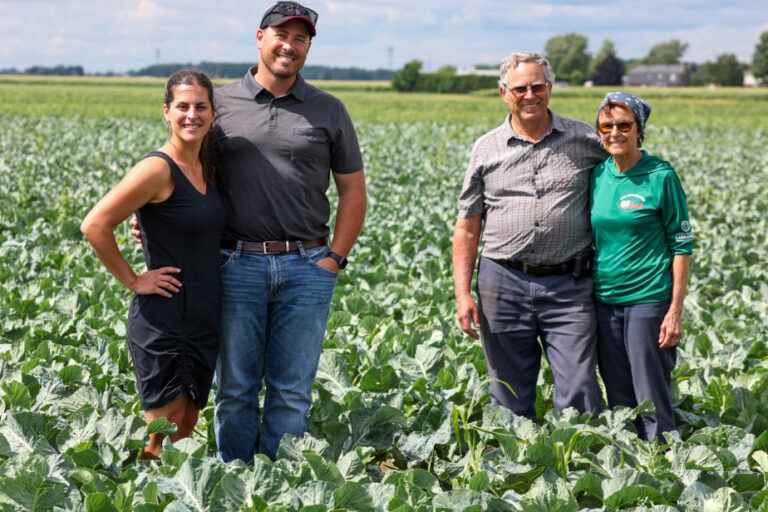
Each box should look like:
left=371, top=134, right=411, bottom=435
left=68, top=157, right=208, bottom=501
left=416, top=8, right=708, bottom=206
left=130, top=267, right=182, bottom=297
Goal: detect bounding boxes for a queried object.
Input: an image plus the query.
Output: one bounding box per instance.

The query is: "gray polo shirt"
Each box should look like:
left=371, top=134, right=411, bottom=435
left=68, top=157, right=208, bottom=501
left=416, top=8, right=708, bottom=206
left=458, top=112, right=605, bottom=265
left=214, top=68, right=363, bottom=242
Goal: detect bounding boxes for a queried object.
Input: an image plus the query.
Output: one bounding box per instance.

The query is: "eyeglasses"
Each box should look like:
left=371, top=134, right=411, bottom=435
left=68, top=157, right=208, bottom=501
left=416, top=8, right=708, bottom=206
left=506, top=82, right=549, bottom=97
left=597, top=121, right=634, bottom=135
left=265, top=1, right=318, bottom=25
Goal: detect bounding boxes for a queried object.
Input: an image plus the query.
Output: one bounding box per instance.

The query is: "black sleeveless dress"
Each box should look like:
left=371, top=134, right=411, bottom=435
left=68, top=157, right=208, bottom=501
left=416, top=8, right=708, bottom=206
left=127, top=151, right=227, bottom=410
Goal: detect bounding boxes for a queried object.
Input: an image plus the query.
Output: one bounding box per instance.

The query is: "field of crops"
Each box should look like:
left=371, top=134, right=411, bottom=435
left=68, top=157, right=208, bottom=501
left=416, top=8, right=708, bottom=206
left=1, top=79, right=768, bottom=510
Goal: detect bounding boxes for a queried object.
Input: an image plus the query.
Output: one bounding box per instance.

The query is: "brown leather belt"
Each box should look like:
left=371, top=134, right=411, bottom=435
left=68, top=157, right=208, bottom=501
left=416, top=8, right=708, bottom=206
left=222, top=238, right=326, bottom=255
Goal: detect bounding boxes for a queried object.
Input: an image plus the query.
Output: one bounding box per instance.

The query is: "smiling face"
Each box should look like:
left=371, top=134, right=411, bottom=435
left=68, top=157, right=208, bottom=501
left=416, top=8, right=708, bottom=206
left=256, top=19, right=311, bottom=81
left=597, top=105, right=640, bottom=159
left=163, top=83, right=214, bottom=145
left=500, top=62, right=552, bottom=124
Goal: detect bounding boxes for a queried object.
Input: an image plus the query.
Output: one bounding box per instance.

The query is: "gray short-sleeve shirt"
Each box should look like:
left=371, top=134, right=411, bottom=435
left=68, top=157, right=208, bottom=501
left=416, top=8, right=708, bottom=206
left=214, top=68, right=363, bottom=242
left=458, top=112, right=606, bottom=265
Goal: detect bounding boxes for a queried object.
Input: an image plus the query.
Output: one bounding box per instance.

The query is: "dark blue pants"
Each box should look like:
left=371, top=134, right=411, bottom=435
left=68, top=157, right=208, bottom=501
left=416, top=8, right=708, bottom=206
left=596, top=300, right=676, bottom=441
left=476, top=257, right=602, bottom=418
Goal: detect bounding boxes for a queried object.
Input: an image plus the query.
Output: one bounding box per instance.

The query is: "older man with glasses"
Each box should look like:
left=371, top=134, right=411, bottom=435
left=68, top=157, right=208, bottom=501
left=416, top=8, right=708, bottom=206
left=452, top=52, right=605, bottom=418
left=210, top=1, right=366, bottom=462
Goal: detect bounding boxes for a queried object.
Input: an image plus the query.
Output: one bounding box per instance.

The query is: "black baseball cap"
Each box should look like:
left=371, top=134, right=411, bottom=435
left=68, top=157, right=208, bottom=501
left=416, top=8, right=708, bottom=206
left=260, top=1, right=318, bottom=36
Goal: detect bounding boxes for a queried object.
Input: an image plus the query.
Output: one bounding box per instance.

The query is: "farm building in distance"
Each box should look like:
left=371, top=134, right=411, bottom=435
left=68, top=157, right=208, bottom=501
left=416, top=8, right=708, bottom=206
left=744, top=70, right=760, bottom=87
left=624, top=64, right=689, bottom=86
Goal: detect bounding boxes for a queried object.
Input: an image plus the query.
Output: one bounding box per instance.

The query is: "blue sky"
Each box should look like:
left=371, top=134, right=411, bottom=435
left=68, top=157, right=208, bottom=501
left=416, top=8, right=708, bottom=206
left=1, top=0, right=766, bottom=72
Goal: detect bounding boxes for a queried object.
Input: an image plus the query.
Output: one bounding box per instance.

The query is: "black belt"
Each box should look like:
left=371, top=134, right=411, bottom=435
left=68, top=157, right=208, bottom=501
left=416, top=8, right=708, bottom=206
left=495, top=258, right=576, bottom=277
left=222, top=238, right=326, bottom=255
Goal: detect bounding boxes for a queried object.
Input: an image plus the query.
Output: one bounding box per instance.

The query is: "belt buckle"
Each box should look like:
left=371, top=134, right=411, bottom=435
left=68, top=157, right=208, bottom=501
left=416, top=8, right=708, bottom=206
left=522, top=261, right=530, bottom=274
left=262, top=241, right=268, bottom=254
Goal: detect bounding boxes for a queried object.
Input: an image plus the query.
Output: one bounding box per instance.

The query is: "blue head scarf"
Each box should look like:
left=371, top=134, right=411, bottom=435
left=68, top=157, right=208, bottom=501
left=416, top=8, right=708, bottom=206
left=597, top=91, right=652, bottom=131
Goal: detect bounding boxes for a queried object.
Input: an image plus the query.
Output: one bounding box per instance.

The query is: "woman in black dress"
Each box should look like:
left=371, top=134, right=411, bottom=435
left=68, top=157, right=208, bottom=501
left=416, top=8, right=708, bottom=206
left=81, top=70, right=226, bottom=458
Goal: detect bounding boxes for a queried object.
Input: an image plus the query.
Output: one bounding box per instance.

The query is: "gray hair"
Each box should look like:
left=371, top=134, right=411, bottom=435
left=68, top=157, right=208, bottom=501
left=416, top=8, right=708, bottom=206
left=498, top=52, right=555, bottom=89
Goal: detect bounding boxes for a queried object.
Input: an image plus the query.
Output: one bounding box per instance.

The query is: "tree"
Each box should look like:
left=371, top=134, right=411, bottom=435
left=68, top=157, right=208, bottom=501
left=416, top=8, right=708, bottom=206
left=391, top=60, right=422, bottom=92
left=25, top=65, right=84, bottom=76
left=590, top=40, right=625, bottom=86
left=435, top=65, right=457, bottom=76
left=644, top=39, right=688, bottom=65
left=591, top=40, right=616, bottom=74
left=753, top=31, right=768, bottom=83
left=712, top=54, right=743, bottom=85
left=691, top=54, right=744, bottom=86
left=545, top=33, right=591, bottom=85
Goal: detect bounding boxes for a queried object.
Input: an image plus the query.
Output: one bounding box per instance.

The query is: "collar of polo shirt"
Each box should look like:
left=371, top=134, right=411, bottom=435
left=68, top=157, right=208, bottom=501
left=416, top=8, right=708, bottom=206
left=503, top=109, right=566, bottom=144
left=243, top=66, right=307, bottom=102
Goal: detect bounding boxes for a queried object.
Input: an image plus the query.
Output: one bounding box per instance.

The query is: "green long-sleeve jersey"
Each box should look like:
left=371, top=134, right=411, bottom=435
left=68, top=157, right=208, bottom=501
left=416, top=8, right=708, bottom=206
left=590, top=151, right=693, bottom=304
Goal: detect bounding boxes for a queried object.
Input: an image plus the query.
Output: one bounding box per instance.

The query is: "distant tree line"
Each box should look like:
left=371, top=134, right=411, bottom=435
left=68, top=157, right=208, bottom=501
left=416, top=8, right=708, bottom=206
left=544, top=35, right=750, bottom=86
left=6, top=30, right=768, bottom=88
left=0, top=62, right=393, bottom=81
left=129, top=62, right=250, bottom=78
left=392, top=30, right=768, bottom=93
left=128, top=62, right=393, bottom=80
left=391, top=62, right=497, bottom=93
left=0, top=65, right=84, bottom=76
left=301, top=66, right=393, bottom=80
left=546, top=34, right=768, bottom=87
left=689, top=55, right=745, bottom=86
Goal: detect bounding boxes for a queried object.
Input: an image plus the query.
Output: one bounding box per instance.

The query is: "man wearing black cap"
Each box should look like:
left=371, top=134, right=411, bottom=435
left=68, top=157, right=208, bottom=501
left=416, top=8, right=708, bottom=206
left=212, top=1, right=367, bottom=462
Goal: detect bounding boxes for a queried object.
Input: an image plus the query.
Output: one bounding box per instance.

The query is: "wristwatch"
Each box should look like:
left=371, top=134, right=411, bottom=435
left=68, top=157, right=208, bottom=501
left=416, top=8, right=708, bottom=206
left=327, top=251, right=348, bottom=269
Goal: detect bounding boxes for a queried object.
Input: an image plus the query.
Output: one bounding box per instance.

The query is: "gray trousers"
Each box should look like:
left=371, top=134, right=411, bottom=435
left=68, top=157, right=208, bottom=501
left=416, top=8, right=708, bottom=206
left=476, top=257, right=602, bottom=418
left=596, top=300, right=676, bottom=441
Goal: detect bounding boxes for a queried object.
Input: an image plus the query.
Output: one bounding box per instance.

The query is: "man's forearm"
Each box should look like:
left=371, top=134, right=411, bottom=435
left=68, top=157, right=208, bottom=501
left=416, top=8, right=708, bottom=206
left=330, top=172, right=367, bottom=256
left=452, top=216, right=482, bottom=298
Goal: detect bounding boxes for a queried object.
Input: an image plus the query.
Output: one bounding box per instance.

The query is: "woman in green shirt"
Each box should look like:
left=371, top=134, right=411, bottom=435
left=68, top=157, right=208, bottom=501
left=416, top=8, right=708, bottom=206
left=590, top=92, right=693, bottom=441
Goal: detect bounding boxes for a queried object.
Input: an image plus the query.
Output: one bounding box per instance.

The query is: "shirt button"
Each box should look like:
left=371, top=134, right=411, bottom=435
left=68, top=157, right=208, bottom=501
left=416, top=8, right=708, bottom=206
left=534, top=221, right=540, bottom=227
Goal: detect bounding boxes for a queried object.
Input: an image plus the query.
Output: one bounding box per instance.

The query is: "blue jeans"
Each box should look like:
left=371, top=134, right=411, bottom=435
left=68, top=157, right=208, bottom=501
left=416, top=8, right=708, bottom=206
left=214, top=243, right=337, bottom=462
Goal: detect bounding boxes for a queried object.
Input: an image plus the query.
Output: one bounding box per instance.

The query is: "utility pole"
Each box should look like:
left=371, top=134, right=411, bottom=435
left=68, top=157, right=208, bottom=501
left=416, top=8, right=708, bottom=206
left=155, top=48, right=161, bottom=64
left=387, top=46, right=393, bottom=70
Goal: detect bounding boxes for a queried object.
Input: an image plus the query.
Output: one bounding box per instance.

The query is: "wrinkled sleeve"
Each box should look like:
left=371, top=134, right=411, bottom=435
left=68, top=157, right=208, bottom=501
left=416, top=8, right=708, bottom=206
left=457, top=140, right=485, bottom=219
left=660, top=170, right=694, bottom=255
left=331, top=102, right=364, bottom=174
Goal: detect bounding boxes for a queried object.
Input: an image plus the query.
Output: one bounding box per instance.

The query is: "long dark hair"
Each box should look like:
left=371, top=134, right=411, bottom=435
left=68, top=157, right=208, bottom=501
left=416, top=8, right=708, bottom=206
left=164, top=69, right=219, bottom=182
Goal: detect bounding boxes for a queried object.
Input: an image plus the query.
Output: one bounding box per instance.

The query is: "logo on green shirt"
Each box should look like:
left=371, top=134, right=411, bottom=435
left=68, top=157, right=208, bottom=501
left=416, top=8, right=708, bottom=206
left=619, top=194, right=645, bottom=210
left=676, top=220, right=694, bottom=241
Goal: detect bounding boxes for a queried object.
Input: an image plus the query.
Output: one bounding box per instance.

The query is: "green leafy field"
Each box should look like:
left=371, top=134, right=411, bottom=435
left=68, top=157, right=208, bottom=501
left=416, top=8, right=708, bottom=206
left=2, top=75, right=768, bottom=126
left=1, top=80, right=768, bottom=510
